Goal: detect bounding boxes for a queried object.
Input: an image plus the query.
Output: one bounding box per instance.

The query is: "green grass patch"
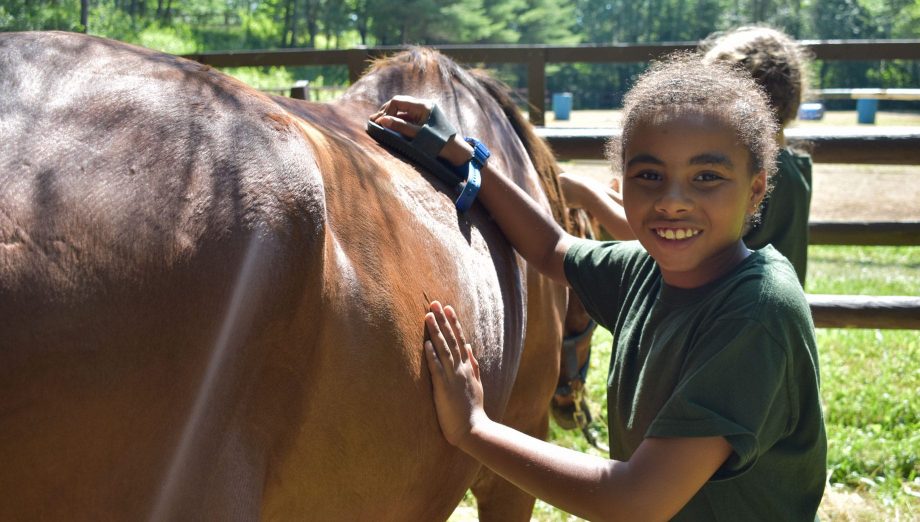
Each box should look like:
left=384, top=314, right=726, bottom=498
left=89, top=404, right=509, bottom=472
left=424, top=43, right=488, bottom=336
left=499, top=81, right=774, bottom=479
left=806, top=245, right=920, bottom=296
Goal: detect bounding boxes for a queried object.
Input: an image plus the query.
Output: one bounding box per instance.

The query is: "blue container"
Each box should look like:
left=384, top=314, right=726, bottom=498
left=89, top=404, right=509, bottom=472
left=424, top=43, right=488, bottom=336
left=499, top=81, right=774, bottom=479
left=856, top=98, right=878, bottom=124
left=552, top=92, right=573, bottom=121
left=798, top=102, right=824, bottom=121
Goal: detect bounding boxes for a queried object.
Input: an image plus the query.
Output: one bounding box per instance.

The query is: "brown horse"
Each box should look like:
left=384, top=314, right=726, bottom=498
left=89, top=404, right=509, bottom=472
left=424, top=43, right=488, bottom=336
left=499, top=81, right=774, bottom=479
left=0, top=32, right=582, bottom=520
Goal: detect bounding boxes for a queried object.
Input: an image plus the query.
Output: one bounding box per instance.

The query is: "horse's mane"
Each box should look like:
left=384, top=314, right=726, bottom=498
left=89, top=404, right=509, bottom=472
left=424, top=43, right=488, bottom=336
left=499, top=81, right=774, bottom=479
left=468, top=70, right=573, bottom=234
left=367, top=48, right=484, bottom=94
left=366, top=49, right=573, bottom=234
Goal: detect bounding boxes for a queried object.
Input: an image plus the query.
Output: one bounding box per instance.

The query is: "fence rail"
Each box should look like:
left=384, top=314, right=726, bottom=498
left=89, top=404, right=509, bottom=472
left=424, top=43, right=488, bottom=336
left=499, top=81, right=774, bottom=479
left=184, top=39, right=920, bottom=125
left=536, top=127, right=920, bottom=165
left=817, top=88, right=920, bottom=101
left=809, top=221, right=920, bottom=246
left=808, top=295, right=920, bottom=329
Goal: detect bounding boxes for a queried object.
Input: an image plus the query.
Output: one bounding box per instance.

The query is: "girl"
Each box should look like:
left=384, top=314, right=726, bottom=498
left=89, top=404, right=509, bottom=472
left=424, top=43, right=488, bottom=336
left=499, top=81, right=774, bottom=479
left=371, top=53, right=826, bottom=520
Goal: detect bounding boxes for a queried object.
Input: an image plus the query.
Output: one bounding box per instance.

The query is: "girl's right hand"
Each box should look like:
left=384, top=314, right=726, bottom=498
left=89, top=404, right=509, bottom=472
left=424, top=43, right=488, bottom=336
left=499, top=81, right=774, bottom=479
left=559, top=172, right=623, bottom=209
left=423, top=301, right=488, bottom=448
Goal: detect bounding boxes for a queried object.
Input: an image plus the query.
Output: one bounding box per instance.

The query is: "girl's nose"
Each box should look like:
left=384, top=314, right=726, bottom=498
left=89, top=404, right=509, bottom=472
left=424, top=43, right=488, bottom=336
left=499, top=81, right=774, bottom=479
left=654, top=183, right=694, bottom=215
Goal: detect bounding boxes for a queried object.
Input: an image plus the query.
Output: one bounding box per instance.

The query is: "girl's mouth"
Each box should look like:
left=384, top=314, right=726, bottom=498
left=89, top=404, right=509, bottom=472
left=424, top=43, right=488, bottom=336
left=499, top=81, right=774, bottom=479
left=654, top=228, right=701, bottom=240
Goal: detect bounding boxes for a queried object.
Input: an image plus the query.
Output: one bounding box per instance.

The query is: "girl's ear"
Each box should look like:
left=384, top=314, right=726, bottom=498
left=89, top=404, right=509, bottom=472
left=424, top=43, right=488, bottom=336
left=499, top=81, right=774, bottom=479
left=749, top=170, right=768, bottom=212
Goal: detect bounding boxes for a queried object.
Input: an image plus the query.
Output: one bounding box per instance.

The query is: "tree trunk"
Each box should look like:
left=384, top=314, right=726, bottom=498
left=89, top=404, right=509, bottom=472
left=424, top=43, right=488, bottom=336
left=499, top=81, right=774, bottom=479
left=308, top=15, right=318, bottom=48
left=290, top=0, right=299, bottom=48
left=281, top=0, right=291, bottom=47
left=80, top=0, right=89, bottom=32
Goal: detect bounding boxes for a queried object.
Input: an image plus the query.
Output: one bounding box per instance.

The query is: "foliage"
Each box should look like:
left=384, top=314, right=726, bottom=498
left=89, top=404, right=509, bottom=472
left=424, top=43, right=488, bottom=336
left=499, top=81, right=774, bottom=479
left=2, top=0, right=918, bottom=104
left=4, top=0, right=918, bottom=48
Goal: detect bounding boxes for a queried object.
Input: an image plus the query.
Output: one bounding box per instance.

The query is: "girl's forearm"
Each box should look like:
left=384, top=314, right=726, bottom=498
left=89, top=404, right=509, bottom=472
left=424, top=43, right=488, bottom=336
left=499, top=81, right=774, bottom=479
left=460, top=418, right=731, bottom=522
left=475, top=162, right=573, bottom=283
left=461, top=416, right=624, bottom=521
left=583, top=187, right=635, bottom=240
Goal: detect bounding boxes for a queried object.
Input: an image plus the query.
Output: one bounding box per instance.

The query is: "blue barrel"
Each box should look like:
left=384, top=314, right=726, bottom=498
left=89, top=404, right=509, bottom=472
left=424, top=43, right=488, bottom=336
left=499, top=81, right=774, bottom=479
left=797, top=102, right=824, bottom=121
left=857, top=98, right=878, bottom=124
left=552, top=92, right=573, bottom=121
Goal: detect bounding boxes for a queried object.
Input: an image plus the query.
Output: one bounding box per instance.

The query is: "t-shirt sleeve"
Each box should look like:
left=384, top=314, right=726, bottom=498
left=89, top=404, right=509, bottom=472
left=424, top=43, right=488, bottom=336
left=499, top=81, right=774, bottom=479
left=563, top=239, right=637, bottom=329
left=646, top=318, right=793, bottom=480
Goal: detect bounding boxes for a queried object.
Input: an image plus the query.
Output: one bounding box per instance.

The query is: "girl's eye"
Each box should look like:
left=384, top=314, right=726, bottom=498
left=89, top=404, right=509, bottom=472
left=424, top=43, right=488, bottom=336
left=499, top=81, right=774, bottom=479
left=695, top=171, right=723, bottom=182
left=634, top=170, right=661, bottom=181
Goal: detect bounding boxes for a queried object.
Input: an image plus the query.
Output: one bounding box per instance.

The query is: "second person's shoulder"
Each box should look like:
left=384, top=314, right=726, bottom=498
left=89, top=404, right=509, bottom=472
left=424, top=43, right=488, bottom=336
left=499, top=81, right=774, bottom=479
left=738, top=246, right=812, bottom=321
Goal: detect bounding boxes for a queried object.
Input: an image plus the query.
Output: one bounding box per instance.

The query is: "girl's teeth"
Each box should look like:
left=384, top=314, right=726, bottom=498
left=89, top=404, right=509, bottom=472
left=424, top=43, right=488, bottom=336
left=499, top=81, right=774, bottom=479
left=658, top=228, right=697, bottom=239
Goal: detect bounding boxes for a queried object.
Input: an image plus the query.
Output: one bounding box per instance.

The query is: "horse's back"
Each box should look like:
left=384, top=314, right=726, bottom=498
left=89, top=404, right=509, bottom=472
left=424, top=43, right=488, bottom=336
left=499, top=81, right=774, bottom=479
left=0, top=31, right=330, bottom=520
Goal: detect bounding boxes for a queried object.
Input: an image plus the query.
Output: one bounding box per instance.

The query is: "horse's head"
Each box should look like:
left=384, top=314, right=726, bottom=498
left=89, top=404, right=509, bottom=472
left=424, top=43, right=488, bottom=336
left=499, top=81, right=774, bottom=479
left=345, top=48, right=572, bottom=233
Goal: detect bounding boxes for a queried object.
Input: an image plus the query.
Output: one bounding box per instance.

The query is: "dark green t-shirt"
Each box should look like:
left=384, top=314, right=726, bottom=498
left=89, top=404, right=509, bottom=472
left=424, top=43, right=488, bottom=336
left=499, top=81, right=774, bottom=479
left=744, top=147, right=813, bottom=285
left=564, top=240, right=827, bottom=521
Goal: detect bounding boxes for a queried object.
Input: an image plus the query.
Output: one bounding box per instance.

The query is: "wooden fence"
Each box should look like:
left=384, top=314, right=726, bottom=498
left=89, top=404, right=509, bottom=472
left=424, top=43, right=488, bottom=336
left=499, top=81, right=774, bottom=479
left=537, top=127, right=920, bottom=165
left=184, top=42, right=920, bottom=329
left=184, top=39, right=920, bottom=125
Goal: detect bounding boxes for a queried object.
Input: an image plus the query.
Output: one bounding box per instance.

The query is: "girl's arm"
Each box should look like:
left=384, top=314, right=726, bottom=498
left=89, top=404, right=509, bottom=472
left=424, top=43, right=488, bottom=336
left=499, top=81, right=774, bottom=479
left=424, top=301, right=732, bottom=521
left=559, top=173, right=636, bottom=240
left=371, top=98, right=573, bottom=284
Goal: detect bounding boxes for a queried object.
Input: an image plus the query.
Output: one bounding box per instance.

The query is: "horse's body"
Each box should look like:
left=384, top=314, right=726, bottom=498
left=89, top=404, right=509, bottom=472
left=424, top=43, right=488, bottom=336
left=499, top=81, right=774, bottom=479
left=0, top=32, right=570, bottom=520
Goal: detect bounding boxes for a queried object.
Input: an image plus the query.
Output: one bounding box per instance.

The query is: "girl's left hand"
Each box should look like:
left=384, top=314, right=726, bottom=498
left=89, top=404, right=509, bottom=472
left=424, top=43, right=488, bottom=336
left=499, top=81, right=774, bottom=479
left=423, top=301, right=487, bottom=448
left=370, top=96, right=473, bottom=167
left=370, top=95, right=433, bottom=131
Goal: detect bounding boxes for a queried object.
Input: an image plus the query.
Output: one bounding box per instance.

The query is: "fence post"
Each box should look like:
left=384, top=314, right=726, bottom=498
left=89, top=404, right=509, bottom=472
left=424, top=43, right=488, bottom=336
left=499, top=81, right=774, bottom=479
left=527, top=49, right=546, bottom=126
left=347, top=49, right=369, bottom=84
left=289, top=85, right=308, bottom=100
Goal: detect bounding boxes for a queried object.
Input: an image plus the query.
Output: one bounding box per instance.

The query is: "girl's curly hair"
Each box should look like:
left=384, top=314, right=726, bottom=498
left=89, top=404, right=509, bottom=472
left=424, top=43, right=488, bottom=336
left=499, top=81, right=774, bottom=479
left=606, top=52, right=778, bottom=223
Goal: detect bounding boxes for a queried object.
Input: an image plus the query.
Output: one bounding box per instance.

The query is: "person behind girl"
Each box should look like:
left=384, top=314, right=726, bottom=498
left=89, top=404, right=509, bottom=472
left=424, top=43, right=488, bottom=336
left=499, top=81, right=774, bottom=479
left=701, top=25, right=814, bottom=285
left=370, top=53, right=826, bottom=520
left=563, top=26, right=814, bottom=285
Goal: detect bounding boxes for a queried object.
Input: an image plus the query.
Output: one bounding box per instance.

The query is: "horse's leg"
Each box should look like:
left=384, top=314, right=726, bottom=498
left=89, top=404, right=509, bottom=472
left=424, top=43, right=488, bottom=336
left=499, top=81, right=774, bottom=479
left=472, top=269, right=567, bottom=522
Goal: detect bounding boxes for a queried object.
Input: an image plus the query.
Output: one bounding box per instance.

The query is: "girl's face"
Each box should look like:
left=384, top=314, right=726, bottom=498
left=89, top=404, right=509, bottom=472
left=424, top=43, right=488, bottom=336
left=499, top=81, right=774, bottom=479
left=622, top=113, right=767, bottom=289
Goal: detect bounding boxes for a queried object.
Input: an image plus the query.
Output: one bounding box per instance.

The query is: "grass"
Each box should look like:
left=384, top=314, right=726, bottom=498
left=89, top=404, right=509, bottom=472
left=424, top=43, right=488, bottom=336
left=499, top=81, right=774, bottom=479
left=807, top=246, right=920, bottom=296
left=451, top=245, right=920, bottom=520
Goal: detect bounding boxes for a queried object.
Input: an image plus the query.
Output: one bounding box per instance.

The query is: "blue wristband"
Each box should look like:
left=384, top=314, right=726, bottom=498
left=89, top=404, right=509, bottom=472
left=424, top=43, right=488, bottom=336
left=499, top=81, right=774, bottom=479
left=454, top=162, right=482, bottom=213
left=464, top=137, right=490, bottom=170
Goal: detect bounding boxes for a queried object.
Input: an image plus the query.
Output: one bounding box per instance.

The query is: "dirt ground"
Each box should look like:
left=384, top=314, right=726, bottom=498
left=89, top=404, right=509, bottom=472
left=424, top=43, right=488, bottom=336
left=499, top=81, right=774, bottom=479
left=554, top=110, right=920, bottom=222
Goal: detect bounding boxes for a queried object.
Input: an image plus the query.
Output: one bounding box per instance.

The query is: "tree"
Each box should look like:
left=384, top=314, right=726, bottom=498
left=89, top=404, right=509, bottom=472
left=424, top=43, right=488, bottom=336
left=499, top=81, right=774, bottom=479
left=437, top=0, right=493, bottom=43
left=81, top=0, right=89, bottom=32
left=514, top=0, right=578, bottom=44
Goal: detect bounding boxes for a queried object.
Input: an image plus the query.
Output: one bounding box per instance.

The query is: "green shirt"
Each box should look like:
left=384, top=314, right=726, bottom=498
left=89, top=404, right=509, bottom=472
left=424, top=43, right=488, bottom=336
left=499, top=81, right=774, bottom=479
left=744, top=147, right=813, bottom=285
left=564, top=240, right=827, bottom=521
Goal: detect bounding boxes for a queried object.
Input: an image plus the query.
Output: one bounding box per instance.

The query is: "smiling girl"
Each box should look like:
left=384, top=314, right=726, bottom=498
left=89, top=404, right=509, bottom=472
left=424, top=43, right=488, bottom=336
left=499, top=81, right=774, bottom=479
left=371, top=53, right=826, bottom=521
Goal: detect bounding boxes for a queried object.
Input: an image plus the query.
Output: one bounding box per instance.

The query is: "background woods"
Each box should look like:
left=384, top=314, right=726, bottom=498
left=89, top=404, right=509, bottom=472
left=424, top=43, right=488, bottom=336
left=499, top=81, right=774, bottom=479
left=2, top=0, right=919, bottom=100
